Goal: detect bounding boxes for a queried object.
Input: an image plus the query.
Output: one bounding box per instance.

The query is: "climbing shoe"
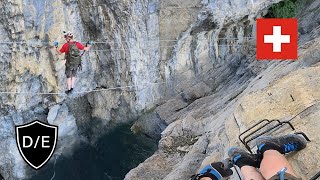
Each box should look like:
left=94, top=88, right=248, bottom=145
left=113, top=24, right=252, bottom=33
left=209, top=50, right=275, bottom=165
left=191, top=162, right=233, bottom=180
left=228, top=147, right=261, bottom=168
left=256, top=134, right=308, bottom=155
left=65, top=89, right=72, bottom=94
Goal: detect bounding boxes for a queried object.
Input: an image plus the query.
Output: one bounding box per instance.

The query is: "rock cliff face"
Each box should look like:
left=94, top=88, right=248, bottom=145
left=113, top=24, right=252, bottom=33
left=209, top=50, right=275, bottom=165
left=0, top=0, right=163, bottom=178
left=0, top=0, right=319, bottom=179
left=125, top=0, right=320, bottom=179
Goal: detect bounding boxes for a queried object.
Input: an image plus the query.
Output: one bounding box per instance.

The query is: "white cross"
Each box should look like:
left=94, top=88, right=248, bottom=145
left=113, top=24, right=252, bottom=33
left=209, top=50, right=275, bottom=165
left=264, top=26, right=290, bottom=52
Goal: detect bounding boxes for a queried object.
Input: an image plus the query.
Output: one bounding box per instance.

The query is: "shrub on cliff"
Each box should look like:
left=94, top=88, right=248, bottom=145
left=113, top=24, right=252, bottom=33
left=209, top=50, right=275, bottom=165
left=265, top=0, right=305, bottom=18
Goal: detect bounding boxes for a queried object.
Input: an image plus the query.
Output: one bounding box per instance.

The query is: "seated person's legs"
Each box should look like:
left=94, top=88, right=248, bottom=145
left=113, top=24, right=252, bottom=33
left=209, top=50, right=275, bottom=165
left=260, top=150, right=296, bottom=179
left=194, top=134, right=308, bottom=180
left=256, top=134, right=308, bottom=179
left=241, top=166, right=266, bottom=180
left=228, top=147, right=265, bottom=180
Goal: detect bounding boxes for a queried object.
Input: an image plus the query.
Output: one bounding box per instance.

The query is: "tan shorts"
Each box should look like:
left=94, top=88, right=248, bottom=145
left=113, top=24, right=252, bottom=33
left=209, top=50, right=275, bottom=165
left=268, top=172, right=302, bottom=180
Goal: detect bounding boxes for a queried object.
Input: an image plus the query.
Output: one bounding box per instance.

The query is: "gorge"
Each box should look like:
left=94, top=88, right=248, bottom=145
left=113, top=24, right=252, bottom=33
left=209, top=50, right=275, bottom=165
left=0, top=0, right=319, bottom=179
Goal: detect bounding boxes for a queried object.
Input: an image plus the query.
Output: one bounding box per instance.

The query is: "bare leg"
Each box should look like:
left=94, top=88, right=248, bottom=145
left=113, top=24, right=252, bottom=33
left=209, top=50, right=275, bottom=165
left=240, top=166, right=265, bottom=180
left=200, top=177, right=212, bottom=180
left=67, top=78, right=72, bottom=90
left=228, top=147, right=264, bottom=180
left=260, top=150, right=297, bottom=179
left=71, top=77, right=76, bottom=89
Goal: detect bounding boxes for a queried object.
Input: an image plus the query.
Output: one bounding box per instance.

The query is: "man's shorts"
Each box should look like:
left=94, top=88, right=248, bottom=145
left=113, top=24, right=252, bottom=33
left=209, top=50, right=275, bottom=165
left=268, top=172, right=302, bottom=180
left=65, top=67, right=77, bottom=78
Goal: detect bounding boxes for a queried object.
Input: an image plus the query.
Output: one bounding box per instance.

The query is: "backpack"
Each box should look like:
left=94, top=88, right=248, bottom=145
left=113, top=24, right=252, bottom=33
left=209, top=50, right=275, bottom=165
left=66, top=42, right=81, bottom=70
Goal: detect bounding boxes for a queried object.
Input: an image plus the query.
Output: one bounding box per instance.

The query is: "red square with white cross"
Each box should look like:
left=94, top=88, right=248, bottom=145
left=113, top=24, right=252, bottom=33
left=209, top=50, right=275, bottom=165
left=256, top=18, right=298, bottom=60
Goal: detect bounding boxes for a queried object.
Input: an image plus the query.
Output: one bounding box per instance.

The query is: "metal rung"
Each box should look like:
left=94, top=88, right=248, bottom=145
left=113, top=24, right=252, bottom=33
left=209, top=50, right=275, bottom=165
left=239, top=119, right=296, bottom=153
left=243, top=120, right=284, bottom=145
left=310, top=171, right=320, bottom=180
left=238, top=119, right=315, bottom=179
left=238, top=119, right=270, bottom=144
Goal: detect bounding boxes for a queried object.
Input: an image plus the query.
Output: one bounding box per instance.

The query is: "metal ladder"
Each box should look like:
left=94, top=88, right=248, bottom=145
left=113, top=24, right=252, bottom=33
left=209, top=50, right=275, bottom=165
left=236, top=119, right=319, bottom=180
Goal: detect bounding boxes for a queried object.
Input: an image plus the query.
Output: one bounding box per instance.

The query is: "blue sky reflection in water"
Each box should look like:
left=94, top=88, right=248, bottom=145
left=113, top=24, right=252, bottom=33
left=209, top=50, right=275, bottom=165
left=30, top=124, right=158, bottom=180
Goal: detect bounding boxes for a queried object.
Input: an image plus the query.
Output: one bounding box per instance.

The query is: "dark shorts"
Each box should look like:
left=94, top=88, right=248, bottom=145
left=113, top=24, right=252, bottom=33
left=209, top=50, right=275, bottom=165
left=268, top=172, right=302, bottom=180
left=65, top=67, right=77, bottom=78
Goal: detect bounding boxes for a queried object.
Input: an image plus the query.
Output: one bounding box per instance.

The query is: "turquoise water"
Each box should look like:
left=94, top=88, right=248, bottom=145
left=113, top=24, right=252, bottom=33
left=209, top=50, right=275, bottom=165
left=30, top=124, right=157, bottom=180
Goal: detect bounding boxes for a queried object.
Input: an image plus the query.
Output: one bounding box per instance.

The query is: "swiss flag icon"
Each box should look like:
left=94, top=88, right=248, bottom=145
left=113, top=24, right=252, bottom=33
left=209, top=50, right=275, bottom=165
left=256, top=18, right=298, bottom=60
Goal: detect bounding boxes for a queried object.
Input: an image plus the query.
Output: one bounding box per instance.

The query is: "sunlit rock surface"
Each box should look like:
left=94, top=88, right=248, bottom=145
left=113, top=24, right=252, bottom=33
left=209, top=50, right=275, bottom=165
left=0, top=0, right=319, bottom=179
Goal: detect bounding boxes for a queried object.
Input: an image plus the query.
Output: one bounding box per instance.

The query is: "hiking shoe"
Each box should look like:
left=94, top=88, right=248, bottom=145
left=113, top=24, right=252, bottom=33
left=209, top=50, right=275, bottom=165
left=65, top=89, right=72, bottom=94
left=256, top=134, right=308, bottom=155
left=228, top=147, right=262, bottom=168
left=194, top=162, right=233, bottom=180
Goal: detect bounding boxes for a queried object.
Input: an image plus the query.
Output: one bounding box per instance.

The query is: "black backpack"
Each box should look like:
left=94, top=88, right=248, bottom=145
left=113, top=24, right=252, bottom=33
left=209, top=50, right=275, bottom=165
left=66, top=42, right=81, bottom=70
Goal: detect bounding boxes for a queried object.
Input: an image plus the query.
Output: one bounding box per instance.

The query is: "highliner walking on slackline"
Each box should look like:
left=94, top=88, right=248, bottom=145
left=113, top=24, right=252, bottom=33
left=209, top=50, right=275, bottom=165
left=54, top=31, right=93, bottom=94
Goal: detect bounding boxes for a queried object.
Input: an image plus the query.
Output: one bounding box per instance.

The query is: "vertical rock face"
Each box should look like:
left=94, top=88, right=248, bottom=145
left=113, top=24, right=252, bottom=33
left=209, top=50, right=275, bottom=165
left=126, top=0, right=320, bottom=180
left=79, top=0, right=164, bottom=122
left=0, top=0, right=319, bottom=179
left=0, top=0, right=163, bottom=178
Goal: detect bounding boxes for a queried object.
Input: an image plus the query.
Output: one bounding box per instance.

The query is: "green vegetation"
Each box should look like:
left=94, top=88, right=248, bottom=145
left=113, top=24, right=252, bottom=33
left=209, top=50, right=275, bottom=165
left=265, top=0, right=305, bottom=18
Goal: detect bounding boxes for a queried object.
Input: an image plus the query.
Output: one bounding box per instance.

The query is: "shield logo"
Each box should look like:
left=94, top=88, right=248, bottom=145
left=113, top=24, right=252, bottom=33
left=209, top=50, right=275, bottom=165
left=15, top=120, right=58, bottom=170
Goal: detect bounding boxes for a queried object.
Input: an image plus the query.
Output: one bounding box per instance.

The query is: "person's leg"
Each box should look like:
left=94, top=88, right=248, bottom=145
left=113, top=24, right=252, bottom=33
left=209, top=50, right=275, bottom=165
left=256, top=134, right=308, bottom=179
left=241, top=166, right=265, bottom=180
left=71, top=77, right=76, bottom=89
left=65, top=68, right=72, bottom=91
left=71, top=69, right=77, bottom=89
left=67, top=78, right=72, bottom=90
left=259, top=150, right=296, bottom=179
left=228, top=147, right=264, bottom=180
left=199, top=177, right=212, bottom=180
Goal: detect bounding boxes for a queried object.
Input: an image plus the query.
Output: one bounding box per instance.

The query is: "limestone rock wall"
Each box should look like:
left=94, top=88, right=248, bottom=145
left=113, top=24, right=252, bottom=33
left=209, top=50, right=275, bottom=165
left=79, top=0, right=164, bottom=122
left=125, top=0, right=320, bottom=179
left=0, top=0, right=163, bottom=178
left=0, top=0, right=319, bottom=179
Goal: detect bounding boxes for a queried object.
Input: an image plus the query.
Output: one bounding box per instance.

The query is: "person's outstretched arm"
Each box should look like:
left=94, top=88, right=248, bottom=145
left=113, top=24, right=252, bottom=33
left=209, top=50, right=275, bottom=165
left=54, top=42, right=63, bottom=55
left=83, top=41, right=93, bottom=51
left=83, top=45, right=91, bottom=51
left=55, top=47, right=63, bottom=55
